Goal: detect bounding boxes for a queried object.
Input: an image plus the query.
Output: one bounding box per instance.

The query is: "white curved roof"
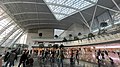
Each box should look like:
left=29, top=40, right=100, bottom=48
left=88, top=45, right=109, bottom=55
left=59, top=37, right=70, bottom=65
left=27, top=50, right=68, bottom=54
left=0, top=0, right=119, bottom=30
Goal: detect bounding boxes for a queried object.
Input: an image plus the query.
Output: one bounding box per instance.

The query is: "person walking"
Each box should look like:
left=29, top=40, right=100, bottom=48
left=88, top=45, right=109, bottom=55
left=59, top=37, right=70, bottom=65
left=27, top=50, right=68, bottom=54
left=59, top=49, right=64, bottom=67
left=76, top=50, right=79, bottom=65
left=18, top=51, right=28, bottom=67
left=4, top=52, right=10, bottom=62
left=4, top=50, right=16, bottom=67
left=70, top=50, right=75, bottom=67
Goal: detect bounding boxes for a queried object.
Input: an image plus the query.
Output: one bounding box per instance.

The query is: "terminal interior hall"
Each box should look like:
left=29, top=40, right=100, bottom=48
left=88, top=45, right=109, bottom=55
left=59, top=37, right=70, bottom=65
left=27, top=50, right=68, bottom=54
left=0, top=0, right=120, bottom=67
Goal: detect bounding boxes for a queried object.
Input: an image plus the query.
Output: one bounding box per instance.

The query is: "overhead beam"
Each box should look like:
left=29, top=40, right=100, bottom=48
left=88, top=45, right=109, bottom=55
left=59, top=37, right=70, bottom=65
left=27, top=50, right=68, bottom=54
left=90, top=5, right=97, bottom=31
left=111, top=0, right=120, bottom=11
left=18, top=19, right=57, bottom=23
left=79, top=12, right=90, bottom=29
left=25, top=25, right=67, bottom=30
left=84, top=0, right=120, bottom=13
left=19, top=22, right=59, bottom=26
left=97, top=5, right=120, bottom=13
left=13, top=11, right=68, bottom=16
left=3, top=1, right=45, bottom=5
left=22, top=22, right=68, bottom=27
left=13, top=12, right=51, bottom=15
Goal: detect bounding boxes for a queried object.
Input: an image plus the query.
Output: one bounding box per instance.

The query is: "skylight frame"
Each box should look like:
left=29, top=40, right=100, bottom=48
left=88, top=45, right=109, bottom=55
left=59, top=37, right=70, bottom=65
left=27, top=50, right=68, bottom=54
left=44, top=0, right=98, bottom=20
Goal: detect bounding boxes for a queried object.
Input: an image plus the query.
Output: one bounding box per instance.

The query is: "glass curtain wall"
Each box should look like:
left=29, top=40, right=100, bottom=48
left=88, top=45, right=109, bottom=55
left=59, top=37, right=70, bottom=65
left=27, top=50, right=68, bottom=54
left=0, top=7, right=23, bottom=47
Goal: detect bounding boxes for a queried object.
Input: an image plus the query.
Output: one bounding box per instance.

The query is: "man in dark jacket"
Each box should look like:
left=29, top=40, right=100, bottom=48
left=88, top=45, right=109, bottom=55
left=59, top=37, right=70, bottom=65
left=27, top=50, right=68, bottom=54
left=4, top=52, right=10, bottom=62
left=18, top=51, right=28, bottom=67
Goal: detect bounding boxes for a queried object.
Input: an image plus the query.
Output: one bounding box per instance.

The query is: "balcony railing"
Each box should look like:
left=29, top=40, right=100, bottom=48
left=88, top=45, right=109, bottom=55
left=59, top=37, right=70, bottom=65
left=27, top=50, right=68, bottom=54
left=61, top=33, right=120, bottom=46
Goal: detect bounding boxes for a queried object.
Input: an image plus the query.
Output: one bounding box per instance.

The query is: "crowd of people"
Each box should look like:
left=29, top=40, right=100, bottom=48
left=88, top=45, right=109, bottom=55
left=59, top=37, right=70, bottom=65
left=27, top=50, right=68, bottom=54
left=18, top=50, right=34, bottom=67
left=37, top=48, right=65, bottom=67
left=4, top=49, right=34, bottom=67
left=4, top=49, right=18, bottom=67
left=3, top=47, right=80, bottom=67
left=37, top=48, right=80, bottom=67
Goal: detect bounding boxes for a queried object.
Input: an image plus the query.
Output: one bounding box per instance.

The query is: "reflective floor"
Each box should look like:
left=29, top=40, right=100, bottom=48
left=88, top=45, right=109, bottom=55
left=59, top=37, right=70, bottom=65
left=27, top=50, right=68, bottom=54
left=2, top=57, right=102, bottom=67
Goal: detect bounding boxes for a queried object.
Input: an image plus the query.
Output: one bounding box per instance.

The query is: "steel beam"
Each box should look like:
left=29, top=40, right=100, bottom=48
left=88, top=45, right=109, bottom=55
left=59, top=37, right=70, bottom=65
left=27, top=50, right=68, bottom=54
left=18, top=19, right=56, bottom=23
left=111, top=0, right=120, bottom=11
left=90, top=5, right=97, bottom=31
left=13, top=11, right=68, bottom=16
left=79, top=12, right=90, bottom=29
left=97, top=5, right=120, bottom=13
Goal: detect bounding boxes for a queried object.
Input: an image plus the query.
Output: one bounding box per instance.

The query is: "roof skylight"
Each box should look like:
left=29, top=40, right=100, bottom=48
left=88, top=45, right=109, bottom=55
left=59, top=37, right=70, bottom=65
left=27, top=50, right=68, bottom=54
left=44, top=0, right=98, bottom=20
